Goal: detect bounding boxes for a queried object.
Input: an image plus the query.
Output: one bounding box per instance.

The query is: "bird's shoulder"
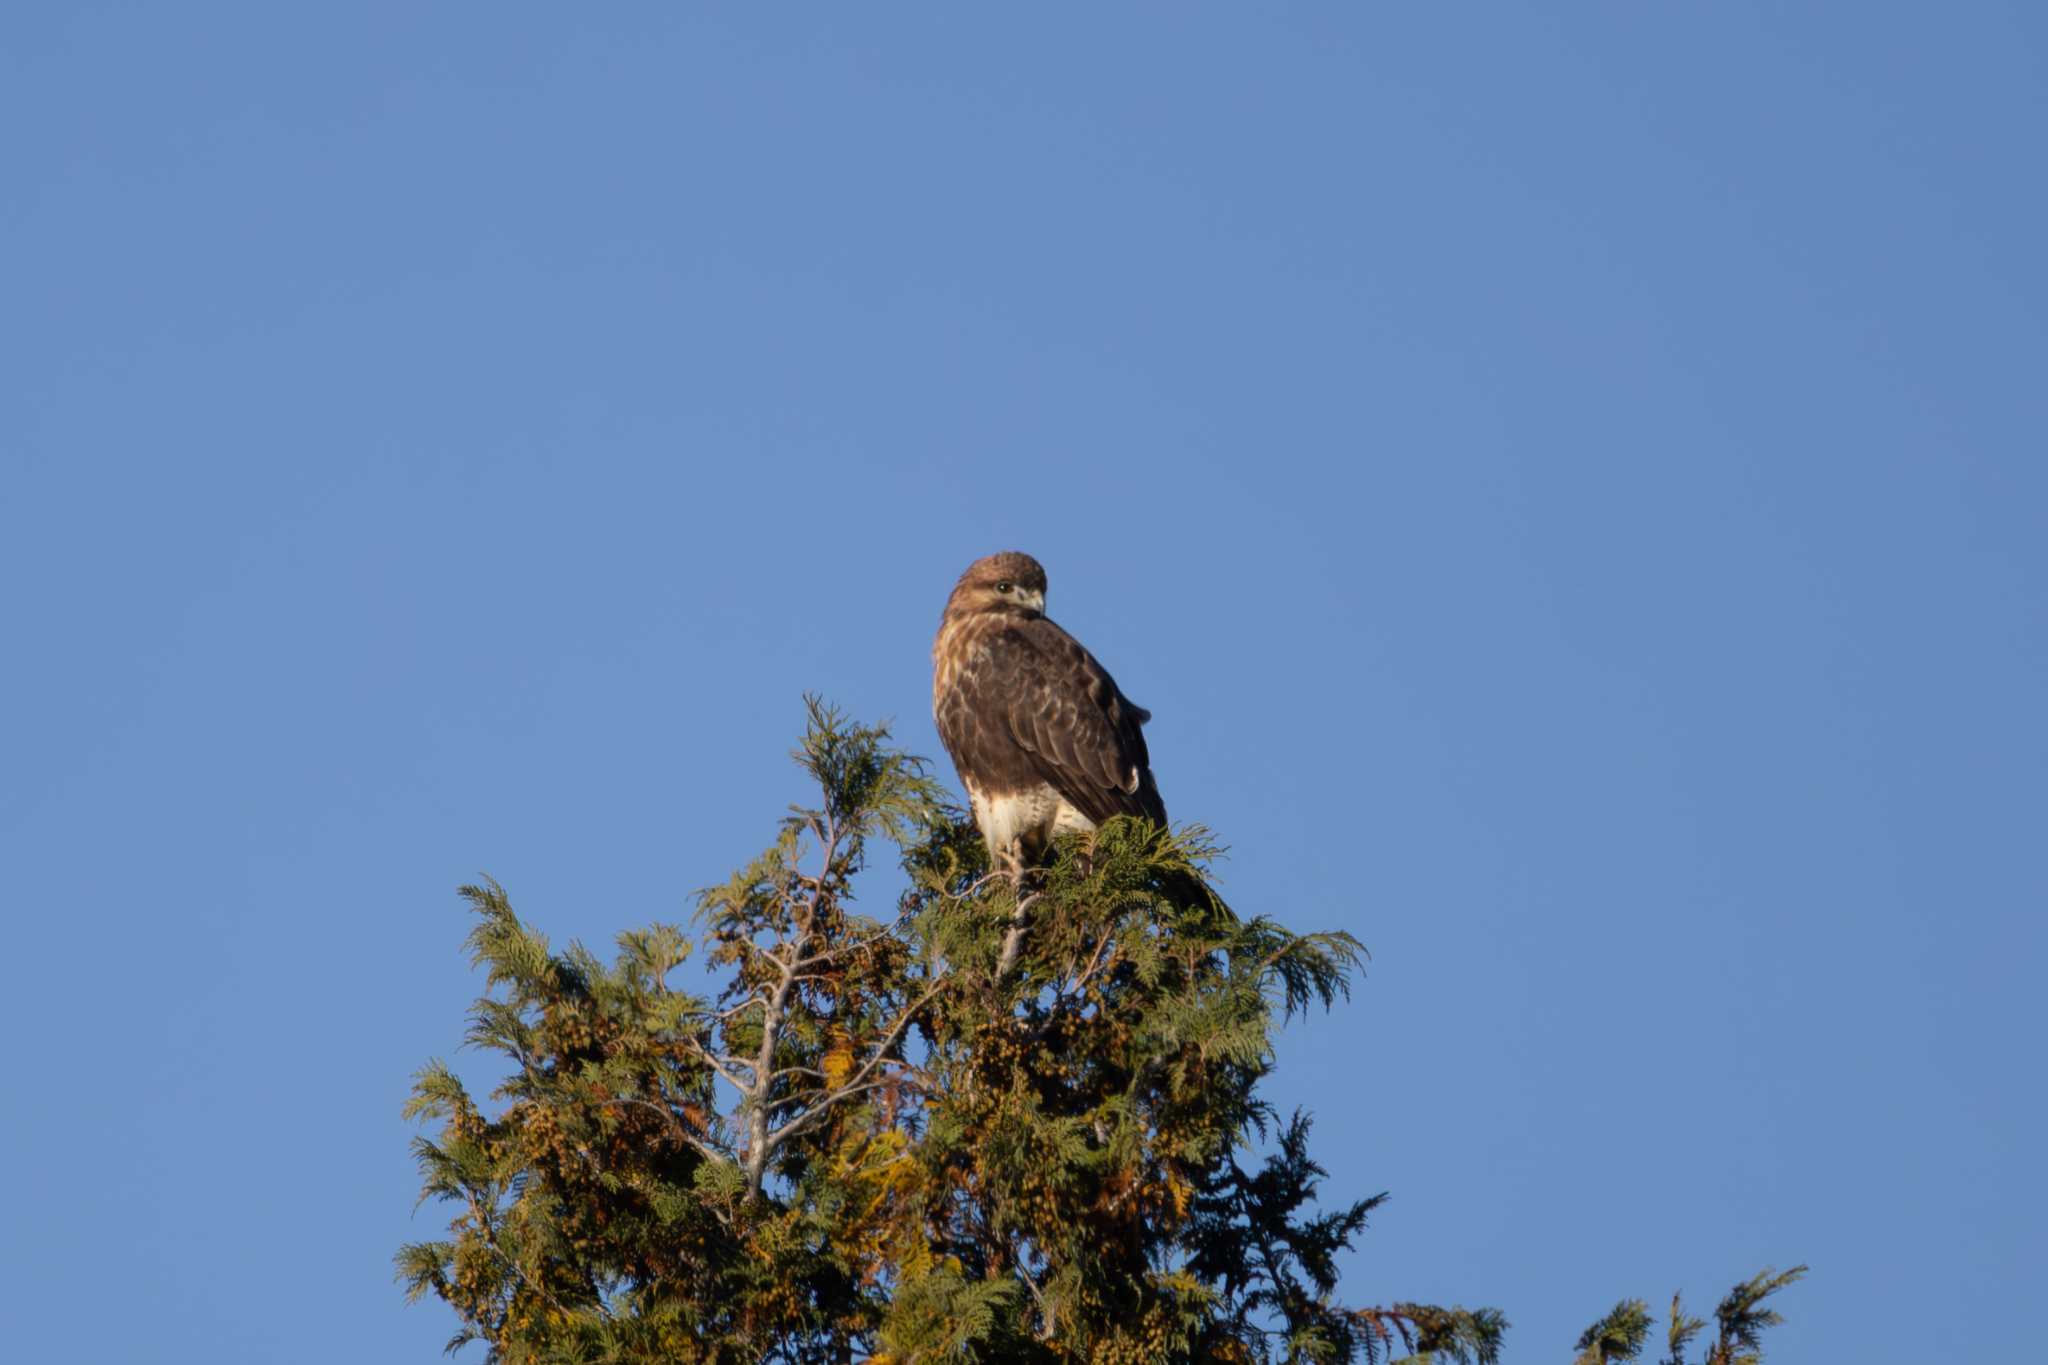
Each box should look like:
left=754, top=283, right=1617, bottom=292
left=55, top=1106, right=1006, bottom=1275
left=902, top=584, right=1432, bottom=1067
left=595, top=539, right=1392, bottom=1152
left=963, top=614, right=1117, bottom=703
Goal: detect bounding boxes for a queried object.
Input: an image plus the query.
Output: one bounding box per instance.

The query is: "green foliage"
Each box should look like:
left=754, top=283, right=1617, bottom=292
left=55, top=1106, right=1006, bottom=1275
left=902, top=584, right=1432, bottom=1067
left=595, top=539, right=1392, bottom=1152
left=1573, top=1301, right=1651, bottom=1365
left=401, top=700, right=1803, bottom=1364
left=1571, top=1267, right=1806, bottom=1365
left=1699, top=1267, right=1806, bottom=1365
left=1662, top=1293, right=1708, bottom=1365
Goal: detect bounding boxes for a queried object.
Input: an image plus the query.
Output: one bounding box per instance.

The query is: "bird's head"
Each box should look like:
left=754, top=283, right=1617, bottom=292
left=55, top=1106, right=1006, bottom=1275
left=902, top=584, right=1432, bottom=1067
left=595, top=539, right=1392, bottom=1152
left=946, top=551, right=1049, bottom=618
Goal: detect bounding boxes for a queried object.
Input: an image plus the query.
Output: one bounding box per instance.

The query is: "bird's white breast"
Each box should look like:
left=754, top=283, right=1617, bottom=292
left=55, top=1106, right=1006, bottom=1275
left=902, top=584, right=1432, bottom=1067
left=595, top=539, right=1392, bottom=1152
left=968, top=782, right=1094, bottom=861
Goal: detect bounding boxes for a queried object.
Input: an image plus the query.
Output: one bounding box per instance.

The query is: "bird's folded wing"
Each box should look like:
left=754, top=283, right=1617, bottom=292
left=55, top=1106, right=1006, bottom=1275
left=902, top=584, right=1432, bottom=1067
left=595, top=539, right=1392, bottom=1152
left=995, top=620, right=1156, bottom=826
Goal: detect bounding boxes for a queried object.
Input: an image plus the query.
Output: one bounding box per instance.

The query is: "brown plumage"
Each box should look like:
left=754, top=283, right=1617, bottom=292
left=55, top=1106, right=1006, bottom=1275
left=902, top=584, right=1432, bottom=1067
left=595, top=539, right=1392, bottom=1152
left=932, top=551, right=1166, bottom=873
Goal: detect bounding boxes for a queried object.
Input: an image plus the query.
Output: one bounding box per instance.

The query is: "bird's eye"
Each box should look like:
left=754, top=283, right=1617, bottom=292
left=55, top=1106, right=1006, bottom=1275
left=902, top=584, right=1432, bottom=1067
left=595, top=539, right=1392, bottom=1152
left=996, top=581, right=1013, bottom=594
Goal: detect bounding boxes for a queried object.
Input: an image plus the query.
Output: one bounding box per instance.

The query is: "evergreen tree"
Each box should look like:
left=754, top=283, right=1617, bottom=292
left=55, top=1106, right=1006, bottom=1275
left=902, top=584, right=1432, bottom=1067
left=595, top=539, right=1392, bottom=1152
left=400, top=702, right=1799, bottom=1364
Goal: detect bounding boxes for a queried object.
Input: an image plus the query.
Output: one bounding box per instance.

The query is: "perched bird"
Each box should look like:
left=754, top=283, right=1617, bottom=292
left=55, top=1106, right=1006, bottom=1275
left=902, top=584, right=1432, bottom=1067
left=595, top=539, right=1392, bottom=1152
left=932, top=551, right=1166, bottom=875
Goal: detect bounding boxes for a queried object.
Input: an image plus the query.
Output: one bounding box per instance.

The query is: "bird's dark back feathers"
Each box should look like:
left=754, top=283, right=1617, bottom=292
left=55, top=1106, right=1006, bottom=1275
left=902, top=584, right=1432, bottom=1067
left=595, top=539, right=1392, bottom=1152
left=935, top=612, right=1165, bottom=828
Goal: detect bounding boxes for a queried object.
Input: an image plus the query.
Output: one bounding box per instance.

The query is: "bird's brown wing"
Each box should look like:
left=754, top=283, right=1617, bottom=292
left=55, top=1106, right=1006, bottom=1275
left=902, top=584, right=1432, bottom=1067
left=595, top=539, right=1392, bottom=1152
left=991, top=615, right=1165, bottom=828
left=936, top=618, right=1047, bottom=802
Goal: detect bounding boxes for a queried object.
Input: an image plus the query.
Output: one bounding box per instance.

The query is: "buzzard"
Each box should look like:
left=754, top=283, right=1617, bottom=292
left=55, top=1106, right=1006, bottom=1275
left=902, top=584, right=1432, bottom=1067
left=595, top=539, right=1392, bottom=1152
left=932, top=551, right=1166, bottom=874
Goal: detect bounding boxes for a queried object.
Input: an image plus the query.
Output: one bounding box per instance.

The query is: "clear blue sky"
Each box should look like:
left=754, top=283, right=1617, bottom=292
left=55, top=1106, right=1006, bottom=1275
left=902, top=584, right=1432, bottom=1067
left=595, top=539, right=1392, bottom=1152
left=3, top=4, right=2041, bottom=1359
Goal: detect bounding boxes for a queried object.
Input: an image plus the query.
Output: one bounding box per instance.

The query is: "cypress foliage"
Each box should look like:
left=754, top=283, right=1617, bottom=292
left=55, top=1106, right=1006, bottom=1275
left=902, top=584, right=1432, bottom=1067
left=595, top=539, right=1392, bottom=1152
left=400, top=702, right=1800, bottom=1363
left=1573, top=1268, right=1806, bottom=1365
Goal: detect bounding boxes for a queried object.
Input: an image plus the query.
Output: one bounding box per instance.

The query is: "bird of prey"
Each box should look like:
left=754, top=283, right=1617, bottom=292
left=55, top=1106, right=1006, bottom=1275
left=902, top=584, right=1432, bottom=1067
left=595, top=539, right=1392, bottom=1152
left=932, top=551, right=1166, bottom=875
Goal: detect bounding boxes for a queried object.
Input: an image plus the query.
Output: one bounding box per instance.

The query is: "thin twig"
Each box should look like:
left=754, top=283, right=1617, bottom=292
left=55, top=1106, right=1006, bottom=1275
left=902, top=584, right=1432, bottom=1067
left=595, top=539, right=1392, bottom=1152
left=758, top=975, right=948, bottom=1160
left=600, top=1096, right=733, bottom=1167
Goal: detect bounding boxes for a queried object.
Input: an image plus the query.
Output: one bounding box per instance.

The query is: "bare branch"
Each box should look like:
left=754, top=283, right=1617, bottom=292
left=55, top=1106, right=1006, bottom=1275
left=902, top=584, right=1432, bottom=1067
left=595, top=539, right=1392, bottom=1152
left=758, top=974, right=949, bottom=1162
left=997, top=892, right=1044, bottom=977
left=762, top=1077, right=904, bottom=1150
left=676, top=996, right=769, bottom=1023
left=675, top=1037, right=755, bottom=1095
left=1072, top=930, right=1117, bottom=995
left=787, top=907, right=914, bottom=969
left=600, top=1096, right=734, bottom=1168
